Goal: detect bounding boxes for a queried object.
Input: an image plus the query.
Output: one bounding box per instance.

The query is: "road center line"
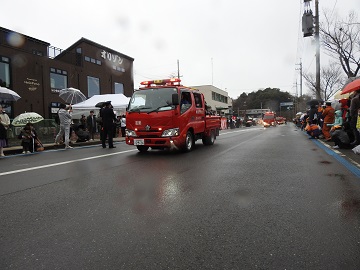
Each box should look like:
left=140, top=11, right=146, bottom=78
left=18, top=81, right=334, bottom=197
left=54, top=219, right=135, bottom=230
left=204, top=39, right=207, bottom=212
left=0, top=149, right=137, bottom=177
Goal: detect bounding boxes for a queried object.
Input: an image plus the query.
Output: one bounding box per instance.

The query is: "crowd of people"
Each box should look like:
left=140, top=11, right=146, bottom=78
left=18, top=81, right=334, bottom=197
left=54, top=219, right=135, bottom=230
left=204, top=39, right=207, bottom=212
left=0, top=101, right=127, bottom=157
left=294, top=89, right=360, bottom=150
left=54, top=101, right=127, bottom=150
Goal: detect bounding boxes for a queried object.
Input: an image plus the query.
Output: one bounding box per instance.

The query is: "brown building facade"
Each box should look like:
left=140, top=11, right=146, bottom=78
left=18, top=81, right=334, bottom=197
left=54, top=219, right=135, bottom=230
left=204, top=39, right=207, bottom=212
left=0, top=27, right=134, bottom=118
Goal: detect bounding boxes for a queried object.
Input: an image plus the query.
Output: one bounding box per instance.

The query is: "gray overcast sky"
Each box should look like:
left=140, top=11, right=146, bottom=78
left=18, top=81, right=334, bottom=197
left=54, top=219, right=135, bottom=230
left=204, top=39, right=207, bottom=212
left=1, top=0, right=359, bottom=99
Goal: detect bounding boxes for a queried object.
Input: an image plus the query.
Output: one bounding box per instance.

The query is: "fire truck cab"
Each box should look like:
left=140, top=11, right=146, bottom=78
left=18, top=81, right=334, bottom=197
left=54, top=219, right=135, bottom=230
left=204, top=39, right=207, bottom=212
left=263, top=111, right=277, bottom=127
left=126, top=78, right=221, bottom=152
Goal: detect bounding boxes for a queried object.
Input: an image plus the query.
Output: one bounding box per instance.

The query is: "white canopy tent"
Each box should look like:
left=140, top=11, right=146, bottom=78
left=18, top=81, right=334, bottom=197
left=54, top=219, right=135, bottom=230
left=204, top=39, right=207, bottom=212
left=71, top=94, right=130, bottom=118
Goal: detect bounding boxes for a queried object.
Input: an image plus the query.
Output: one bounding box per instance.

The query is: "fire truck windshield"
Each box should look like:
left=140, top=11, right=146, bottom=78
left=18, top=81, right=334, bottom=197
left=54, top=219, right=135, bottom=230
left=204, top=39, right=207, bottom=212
left=128, top=87, right=177, bottom=113
left=263, top=114, right=274, bottom=120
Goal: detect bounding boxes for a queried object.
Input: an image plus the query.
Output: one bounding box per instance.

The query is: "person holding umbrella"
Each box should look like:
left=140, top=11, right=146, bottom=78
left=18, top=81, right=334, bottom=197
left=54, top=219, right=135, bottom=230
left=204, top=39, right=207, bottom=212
left=54, top=103, right=73, bottom=149
left=18, top=123, right=37, bottom=154
left=0, top=105, right=10, bottom=157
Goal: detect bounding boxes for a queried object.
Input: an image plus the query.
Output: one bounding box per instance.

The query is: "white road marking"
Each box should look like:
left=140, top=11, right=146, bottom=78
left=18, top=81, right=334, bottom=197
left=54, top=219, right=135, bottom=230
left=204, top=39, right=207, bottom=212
left=0, top=149, right=137, bottom=176
left=221, top=128, right=263, bottom=135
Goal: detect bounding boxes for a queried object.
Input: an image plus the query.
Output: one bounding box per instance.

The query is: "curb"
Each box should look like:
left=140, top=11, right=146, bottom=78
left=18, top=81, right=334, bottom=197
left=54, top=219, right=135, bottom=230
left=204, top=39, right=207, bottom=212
left=3, top=138, right=126, bottom=156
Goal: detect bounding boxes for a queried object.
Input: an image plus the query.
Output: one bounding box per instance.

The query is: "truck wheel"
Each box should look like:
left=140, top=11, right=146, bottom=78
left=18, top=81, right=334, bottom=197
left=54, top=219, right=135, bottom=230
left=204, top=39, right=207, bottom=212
left=202, top=130, right=215, bottom=145
left=137, top=145, right=149, bottom=153
left=183, top=131, right=194, bottom=152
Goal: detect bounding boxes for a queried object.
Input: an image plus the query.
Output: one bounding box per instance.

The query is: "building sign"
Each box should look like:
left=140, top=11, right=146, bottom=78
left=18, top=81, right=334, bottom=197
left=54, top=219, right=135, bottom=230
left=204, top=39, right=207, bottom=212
left=280, top=102, right=293, bottom=106
left=101, top=50, right=123, bottom=65
left=24, top=78, right=40, bottom=91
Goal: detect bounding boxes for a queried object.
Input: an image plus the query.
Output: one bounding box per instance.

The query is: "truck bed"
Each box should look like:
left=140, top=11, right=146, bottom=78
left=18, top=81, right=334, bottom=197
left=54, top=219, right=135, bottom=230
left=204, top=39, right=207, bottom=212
left=205, top=115, right=221, bottom=129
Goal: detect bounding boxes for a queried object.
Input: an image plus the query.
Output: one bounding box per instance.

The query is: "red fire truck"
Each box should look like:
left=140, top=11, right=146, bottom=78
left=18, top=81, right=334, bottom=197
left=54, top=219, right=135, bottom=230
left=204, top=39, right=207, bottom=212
left=263, top=111, right=277, bottom=127
left=126, top=78, right=221, bottom=152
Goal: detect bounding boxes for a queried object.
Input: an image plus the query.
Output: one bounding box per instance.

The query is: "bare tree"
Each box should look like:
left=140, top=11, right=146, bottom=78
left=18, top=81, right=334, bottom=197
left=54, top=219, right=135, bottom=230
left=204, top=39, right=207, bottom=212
left=320, top=10, right=360, bottom=78
left=303, top=62, right=345, bottom=100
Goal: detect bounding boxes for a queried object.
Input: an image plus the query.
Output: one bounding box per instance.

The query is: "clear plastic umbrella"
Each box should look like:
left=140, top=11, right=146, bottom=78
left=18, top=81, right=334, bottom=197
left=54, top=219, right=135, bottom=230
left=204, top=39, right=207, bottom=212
left=59, top=87, right=87, bottom=104
left=0, top=86, right=21, bottom=102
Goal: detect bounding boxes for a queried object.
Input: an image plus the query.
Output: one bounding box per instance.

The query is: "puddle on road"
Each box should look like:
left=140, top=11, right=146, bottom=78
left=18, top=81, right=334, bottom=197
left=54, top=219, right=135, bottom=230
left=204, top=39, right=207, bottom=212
left=320, top=160, right=332, bottom=164
left=234, top=189, right=252, bottom=207
left=327, top=173, right=360, bottom=220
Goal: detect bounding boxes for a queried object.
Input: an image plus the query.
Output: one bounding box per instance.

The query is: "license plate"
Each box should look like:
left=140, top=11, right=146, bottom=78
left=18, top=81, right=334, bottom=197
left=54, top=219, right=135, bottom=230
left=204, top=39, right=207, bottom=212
left=134, top=139, right=144, bottom=145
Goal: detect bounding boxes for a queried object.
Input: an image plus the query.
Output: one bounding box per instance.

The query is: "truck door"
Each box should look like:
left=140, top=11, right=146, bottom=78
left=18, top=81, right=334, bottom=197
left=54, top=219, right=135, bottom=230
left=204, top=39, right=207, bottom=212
left=193, top=92, right=205, bottom=133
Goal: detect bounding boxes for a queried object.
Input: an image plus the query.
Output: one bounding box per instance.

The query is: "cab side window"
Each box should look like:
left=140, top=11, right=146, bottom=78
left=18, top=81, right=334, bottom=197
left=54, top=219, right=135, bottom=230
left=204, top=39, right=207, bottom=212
left=193, top=93, right=203, bottom=108
left=180, top=91, right=192, bottom=114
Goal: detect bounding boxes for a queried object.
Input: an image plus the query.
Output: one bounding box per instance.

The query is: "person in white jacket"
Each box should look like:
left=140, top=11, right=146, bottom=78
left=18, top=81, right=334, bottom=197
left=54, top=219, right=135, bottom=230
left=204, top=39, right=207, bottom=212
left=55, top=103, right=73, bottom=149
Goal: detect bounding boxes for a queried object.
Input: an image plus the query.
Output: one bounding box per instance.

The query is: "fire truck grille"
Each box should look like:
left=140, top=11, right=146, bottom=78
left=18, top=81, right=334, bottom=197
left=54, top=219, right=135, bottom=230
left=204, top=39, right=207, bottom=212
left=138, top=129, right=159, bottom=133
left=138, top=134, right=160, bottom=138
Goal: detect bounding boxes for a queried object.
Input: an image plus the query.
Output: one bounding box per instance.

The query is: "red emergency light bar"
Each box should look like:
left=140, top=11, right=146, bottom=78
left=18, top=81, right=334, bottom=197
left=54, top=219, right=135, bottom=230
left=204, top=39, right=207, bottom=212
left=140, top=78, right=181, bottom=87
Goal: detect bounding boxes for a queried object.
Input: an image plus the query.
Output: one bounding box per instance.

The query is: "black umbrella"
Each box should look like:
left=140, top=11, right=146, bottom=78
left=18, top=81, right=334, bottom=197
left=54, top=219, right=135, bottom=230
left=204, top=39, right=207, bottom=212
left=95, top=101, right=106, bottom=108
left=306, top=99, right=323, bottom=106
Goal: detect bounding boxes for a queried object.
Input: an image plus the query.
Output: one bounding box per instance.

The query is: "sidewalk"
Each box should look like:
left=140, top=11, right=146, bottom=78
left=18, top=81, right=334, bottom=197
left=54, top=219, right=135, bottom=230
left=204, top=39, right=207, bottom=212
left=2, top=137, right=126, bottom=156
left=300, top=130, right=360, bottom=171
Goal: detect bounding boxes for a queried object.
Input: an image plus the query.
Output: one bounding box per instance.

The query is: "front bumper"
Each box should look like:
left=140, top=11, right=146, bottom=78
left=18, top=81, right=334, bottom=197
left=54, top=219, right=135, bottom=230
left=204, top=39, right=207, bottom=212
left=126, top=136, right=184, bottom=150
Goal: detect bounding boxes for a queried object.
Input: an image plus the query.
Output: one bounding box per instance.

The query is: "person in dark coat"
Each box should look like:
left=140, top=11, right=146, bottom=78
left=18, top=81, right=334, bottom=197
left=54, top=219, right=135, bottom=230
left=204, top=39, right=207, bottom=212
left=308, top=104, right=318, bottom=124
left=101, top=101, right=116, bottom=148
left=331, top=122, right=352, bottom=149
left=86, top=110, right=97, bottom=140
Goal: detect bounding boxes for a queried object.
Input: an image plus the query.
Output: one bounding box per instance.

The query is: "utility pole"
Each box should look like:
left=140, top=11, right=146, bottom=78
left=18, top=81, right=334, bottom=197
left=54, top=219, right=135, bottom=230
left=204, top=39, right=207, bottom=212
left=315, top=0, right=321, bottom=99
left=296, top=60, right=303, bottom=96
left=302, top=0, right=320, bottom=99
left=177, top=59, right=180, bottom=80
left=211, top=58, right=214, bottom=85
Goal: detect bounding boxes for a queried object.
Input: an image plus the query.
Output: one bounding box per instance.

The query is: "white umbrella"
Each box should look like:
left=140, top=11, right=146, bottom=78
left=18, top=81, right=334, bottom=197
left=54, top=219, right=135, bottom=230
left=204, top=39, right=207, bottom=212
left=0, top=86, right=21, bottom=102
left=59, top=87, right=87, bottom=104
left=12, top=112, right=44, bottom=126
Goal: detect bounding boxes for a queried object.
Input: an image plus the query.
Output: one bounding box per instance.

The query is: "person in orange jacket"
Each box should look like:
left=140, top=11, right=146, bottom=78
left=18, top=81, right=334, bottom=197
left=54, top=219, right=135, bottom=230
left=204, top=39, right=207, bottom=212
left=322, top=101, right=335, bottom=141
left=305, top=119, right=321, bottom=139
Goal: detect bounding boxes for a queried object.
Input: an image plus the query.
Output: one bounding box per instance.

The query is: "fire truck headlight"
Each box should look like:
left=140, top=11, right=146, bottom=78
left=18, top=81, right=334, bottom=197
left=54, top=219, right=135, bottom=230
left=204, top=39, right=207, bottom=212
left=126, top=129, right=137, bottom=137
left=161, top=128, right=179, bottom=137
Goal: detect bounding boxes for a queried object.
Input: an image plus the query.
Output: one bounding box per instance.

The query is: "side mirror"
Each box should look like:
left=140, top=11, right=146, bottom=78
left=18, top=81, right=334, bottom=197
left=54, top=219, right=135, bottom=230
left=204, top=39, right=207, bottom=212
left=172, top=93, right=179, bottom=105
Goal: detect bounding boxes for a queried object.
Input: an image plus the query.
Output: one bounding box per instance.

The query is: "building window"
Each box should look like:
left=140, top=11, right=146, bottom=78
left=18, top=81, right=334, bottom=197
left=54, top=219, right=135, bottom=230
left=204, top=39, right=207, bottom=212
left=87, top=76, right=100, bottom=97
left=211, top=91, right=228, bottom=104
left=113, top=66, right=125, bottom=72
left=84, top=56, right=102, bottom=66
left=32, top=50, right=43, bottom=56
left=50, top=68, right=68, bottom=93
left=0, top=56, right=10, bottom=88
left=76, top=47, right=82, bottom=53
left=114, top=82, right=124, bottom=94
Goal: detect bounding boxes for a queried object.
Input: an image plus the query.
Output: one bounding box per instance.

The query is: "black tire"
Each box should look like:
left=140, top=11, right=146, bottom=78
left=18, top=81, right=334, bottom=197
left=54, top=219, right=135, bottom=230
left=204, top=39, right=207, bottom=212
left=183, top=131, right=194, bottom=152
left=202, top=130, right=215, bottom=145
left=136, top=145, right=149, bottom=152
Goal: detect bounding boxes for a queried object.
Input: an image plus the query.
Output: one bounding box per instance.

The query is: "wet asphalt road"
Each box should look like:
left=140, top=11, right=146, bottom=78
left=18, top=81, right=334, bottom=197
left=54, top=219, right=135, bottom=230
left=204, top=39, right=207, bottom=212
left=1, top=124, right=360, bottom=269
